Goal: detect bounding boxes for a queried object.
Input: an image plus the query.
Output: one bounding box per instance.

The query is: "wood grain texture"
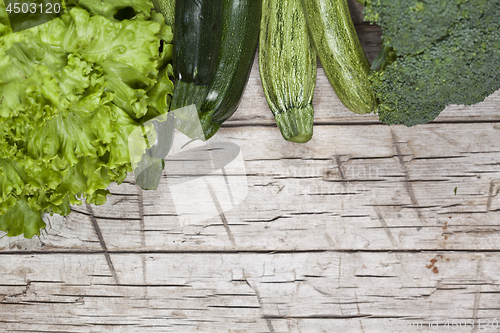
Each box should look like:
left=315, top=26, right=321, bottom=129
left=2, top=124, right=500, bottom=252
left=0, top=252, right=499, bottom=332
left=1, top=1, right=500, bottom=331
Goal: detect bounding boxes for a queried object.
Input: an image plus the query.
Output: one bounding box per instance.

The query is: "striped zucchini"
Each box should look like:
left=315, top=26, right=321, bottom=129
left=152, top=0, right=175, bottom=26
left=259, top=0, right=317, bottom=143
left=170, top=0, right=223, bottom=113
left=301, top=0, right=376, bottom=114
left=199, top=0, right=263, bottom=141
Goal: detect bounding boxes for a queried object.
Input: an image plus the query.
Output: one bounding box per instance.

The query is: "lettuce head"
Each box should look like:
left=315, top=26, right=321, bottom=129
left=0, top=0, right=174, bottom=238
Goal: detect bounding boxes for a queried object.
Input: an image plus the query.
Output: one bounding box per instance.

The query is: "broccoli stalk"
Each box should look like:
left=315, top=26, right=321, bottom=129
left=370, top=43, right=395, bottom=71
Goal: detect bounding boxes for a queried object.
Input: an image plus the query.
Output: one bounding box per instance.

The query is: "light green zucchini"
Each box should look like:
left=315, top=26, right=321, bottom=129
left=301, top=0, right=376, bottom=114
left=259, top=0, right=317, bottom=143
left=151, top=0, right=175, bottom=27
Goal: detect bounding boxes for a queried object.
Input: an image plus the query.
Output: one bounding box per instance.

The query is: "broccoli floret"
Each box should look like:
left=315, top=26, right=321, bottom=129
left=365, top=0, right=500, bottom=126
left=365, top=0, right=465, bottom=55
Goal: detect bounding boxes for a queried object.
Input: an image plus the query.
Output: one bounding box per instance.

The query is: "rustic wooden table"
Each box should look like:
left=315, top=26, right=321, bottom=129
left=1, top=2, right=500, bottom=332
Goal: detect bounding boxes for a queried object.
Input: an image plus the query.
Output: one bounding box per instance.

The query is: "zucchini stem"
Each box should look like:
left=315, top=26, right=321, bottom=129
left=274, top=105, right=314, bottom=143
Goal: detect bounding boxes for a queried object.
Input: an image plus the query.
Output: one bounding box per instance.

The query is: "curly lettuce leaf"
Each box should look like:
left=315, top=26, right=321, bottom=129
left=60, top=8, right=164, bottom=119
left=0, top=3, right=174, bottom=238
left=0, top=198, right=46, bottom=238
left=66, top=0, right=154, bottom=21
left=0, top=159, right=26, bottom=210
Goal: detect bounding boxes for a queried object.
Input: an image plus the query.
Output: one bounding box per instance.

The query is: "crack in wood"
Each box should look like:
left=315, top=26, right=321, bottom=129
left=309, top=284, right=334, bottom=297
left=307, top=192, right=360, bottom=196
left=137, top=189, right=149, bottom=302
left=68, top=208, right=142, bottom=221
left=205, top=180, right=236, bottom=247
left=138, top=189, right=146, bottom=249
left=391, top=129, right=425, bottom=230
left=324, top=232, right=335, bottom=248
left=112, top=198, right=128, bottom=206
left=354, top=291, right=366, bottom=333
left=221, top=167, right=236, bottom=207
left=428, top=128, right=463, bottom=149
left=374, top=209, right=399, bottom=249
left=471, top=256, right=483, bottom=333
left=289, top=211, right=336, bottom=216
left=264, top=314, right=372, bottom=319
left=244, top=274, right=275, bottom=333
left=486, top=180, right=499, bottom=212
left=4, top=249, right=500, bottom=255
left=354, top=275, right=398, bottom=278
left=85, top=203, right=120, bottom=285
left=6, top=280, right=31, bottom=298
left=245, top=216, right=289, bottom=223
left=335, top=155, right=348, bottom=189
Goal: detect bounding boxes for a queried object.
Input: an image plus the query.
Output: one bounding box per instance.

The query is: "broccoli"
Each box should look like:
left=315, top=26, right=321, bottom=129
left=363, top=0, right=500, bottom=127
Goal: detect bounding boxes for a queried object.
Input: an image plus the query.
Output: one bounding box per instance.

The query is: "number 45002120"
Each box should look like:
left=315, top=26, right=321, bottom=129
left=6, top=2, right=61, bottom=14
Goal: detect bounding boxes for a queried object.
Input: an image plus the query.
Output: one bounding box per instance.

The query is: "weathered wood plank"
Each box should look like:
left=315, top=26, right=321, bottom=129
left=0, top=252, right=499, bottom=332
left=2, top=123, right=500, bottom=251
left=0, top=1, right=499, bottom=331
left=1, top=0, right=499, bottom=250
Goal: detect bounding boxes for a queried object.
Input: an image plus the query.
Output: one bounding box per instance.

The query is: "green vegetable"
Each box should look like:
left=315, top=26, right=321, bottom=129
left=364, top=0, right=462, bottom=55
left=198, top=0, right=262, bottom=140
left=64, top=0, right=156, bottom=22
left=365, top=0, right=500, bottom=126
left=152, top=0, right=175, bottom=26
left=259, top=0, right=317, bottom=143
left=170, top=0, right=223, bottom=118
left=132, top=111, right=175, bottom=191
left=301, top=0, right=375, bottom=115
left=0, top=0, right=174, bottom=238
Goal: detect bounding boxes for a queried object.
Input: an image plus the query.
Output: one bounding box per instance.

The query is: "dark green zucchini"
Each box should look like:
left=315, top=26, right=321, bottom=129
left=199, top=0, right=263, bottom=140
left=301, top=0, right=376, bottom=114
left=170, top=0, right=223, bottom=114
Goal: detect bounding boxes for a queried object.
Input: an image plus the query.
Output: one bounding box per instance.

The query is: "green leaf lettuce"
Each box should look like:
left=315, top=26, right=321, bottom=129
left=0, top=1, right=174, bottom=238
